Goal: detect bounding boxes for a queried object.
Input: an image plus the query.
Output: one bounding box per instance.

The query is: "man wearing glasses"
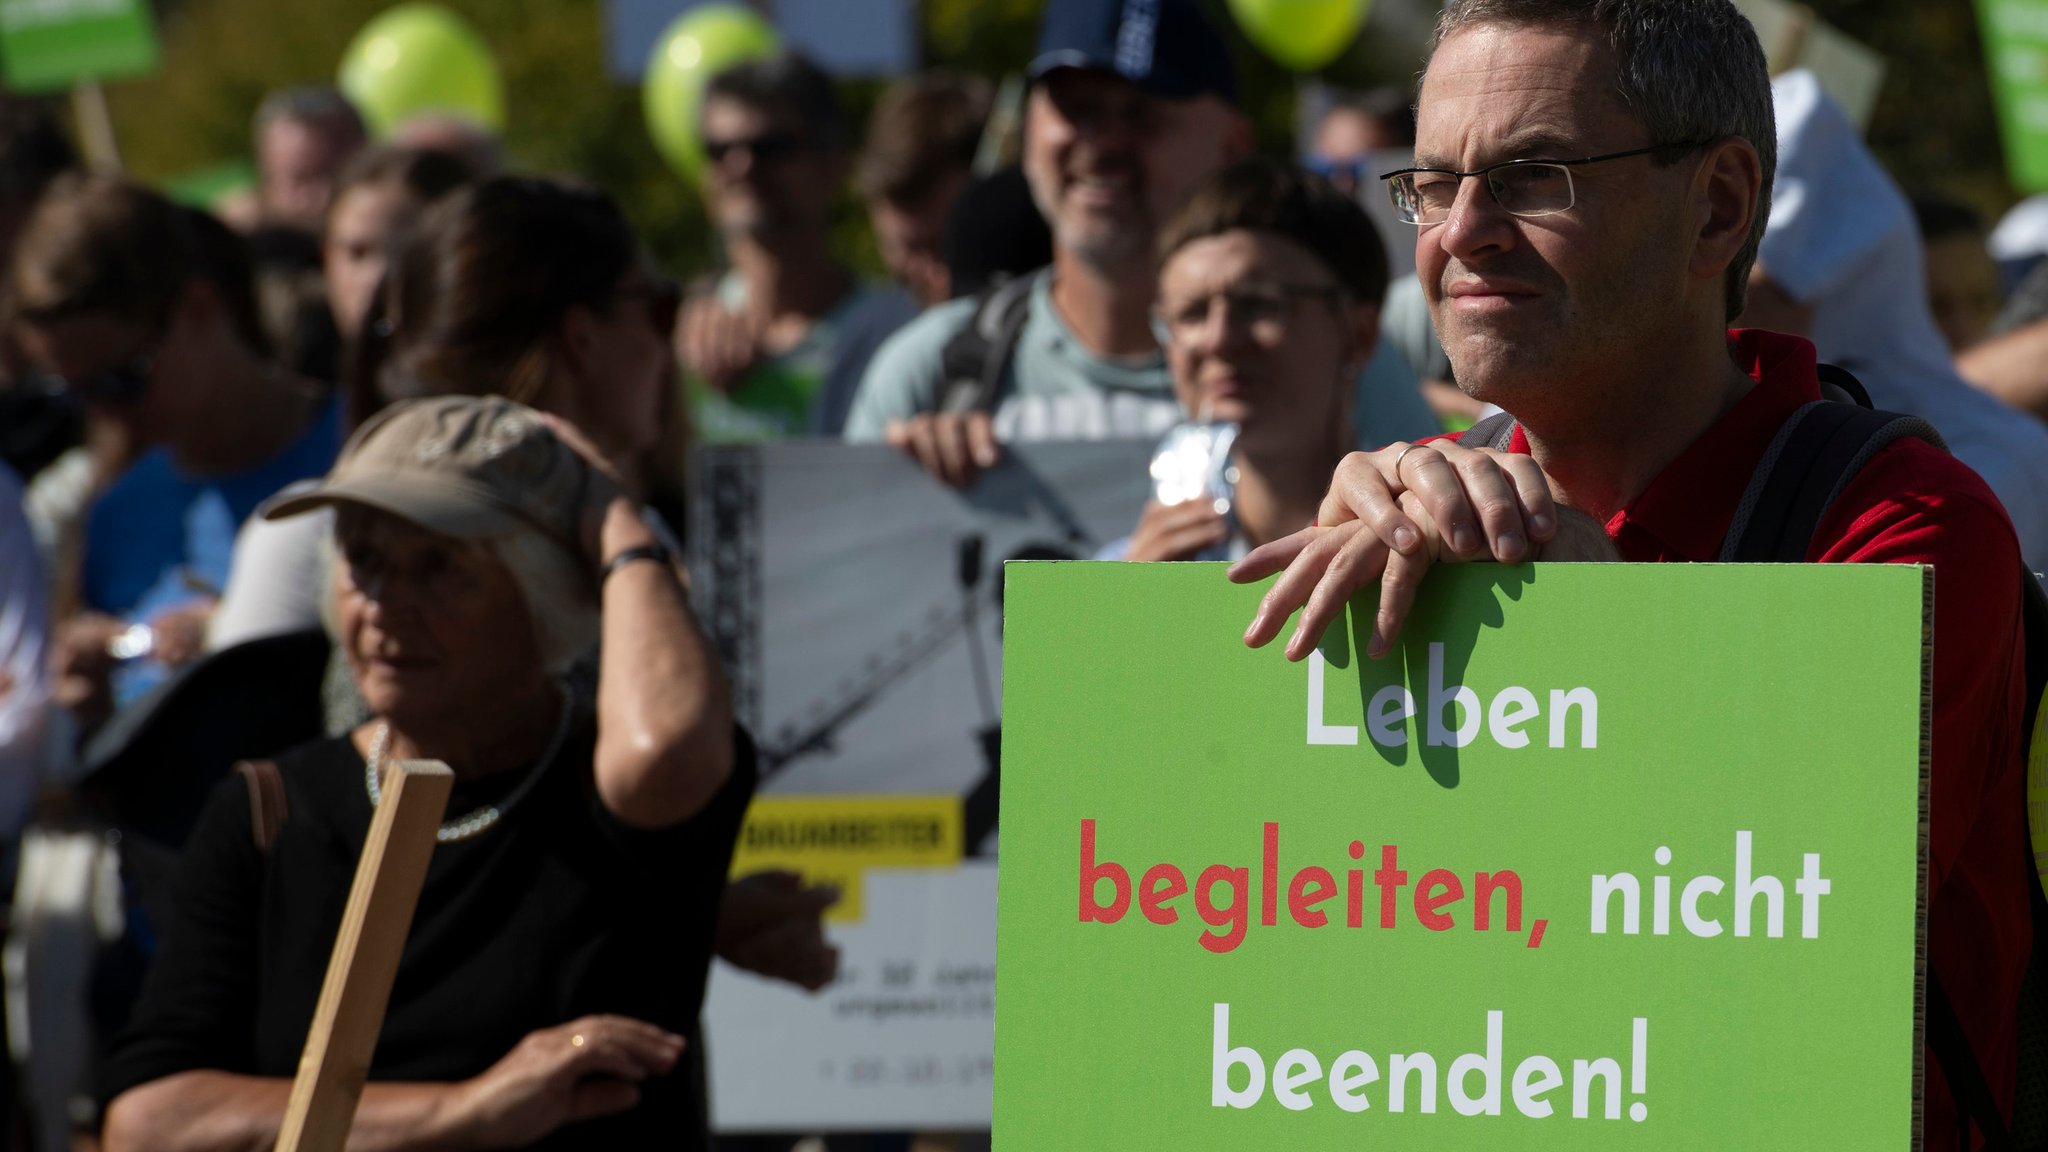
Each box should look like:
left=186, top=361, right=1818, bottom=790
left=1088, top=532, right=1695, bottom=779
left=1229, top=1, right=2029, bottom=1147
left=845, top=0, right=1252, bottom=487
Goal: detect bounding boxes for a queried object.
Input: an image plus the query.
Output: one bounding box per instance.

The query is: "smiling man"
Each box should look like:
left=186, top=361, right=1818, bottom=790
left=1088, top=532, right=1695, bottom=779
left=843, top=0, right=1252, bottom=485
left=1230, top=2, right=2031, bottom=1147
left=677, top=54, right=920, bottom=441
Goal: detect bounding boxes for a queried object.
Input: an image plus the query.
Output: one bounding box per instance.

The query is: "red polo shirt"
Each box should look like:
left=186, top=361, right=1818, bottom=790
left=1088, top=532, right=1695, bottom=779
left=1471, top=329, right=2029, bottom=1148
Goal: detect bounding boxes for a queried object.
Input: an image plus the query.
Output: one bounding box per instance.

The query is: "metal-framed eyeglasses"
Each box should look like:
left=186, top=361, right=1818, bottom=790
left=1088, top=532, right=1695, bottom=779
left=1380, top=142, right=1704, bottom=227
left=1154, top=282, right=1348, bottom=347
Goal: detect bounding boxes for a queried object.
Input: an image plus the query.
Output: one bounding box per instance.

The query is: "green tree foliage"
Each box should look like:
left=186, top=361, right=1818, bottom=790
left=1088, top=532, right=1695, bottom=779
left=1806, top=0, right=2007, bottom=216
left=105, top=0, right=714, bottom=273
left=78, top=0, right=2018, bottom=280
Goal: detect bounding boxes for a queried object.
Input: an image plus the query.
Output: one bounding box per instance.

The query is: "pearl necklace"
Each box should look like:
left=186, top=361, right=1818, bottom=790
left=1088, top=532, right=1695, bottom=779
left=364, top=684, right=572, bottom=844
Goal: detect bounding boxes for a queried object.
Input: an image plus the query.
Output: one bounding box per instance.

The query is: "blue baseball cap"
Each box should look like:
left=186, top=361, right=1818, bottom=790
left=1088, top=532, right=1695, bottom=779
left=1029, top=0, right=1238, bottom=105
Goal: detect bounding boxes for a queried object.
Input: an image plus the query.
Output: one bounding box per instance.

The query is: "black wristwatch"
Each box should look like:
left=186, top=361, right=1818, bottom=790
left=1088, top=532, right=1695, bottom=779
left=600, top=542, right=672, bottom=582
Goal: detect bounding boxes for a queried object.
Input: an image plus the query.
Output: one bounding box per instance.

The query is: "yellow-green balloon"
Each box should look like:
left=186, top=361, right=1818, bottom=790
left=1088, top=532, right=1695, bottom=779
left=338, top=4, right=506, bottom=137
left=1226, top=0, right=1371, bottom=71
left=643, top=4, right=781, bottom=184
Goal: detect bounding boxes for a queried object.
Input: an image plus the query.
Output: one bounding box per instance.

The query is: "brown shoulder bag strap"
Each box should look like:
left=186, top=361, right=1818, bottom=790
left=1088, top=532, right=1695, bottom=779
left=233, top=759, right=289, bottom=854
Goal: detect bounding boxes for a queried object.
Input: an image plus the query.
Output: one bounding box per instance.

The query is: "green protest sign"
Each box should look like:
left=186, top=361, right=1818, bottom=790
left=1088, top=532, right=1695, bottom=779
left=0, top=0, right=159, bottom=93
left=1977, top=0, right=2048, bottom=192
left=998, top=562, right=1928, bottom=1148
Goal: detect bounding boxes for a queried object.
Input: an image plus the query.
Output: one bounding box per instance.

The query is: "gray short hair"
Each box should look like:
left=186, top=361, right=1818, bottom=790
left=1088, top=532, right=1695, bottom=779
left=254, top=86, right=367, bottom=144
left=1434, top=0, right=1774, bottom=320
left=486, top=527, right=599, bottom=675
left=326, top=508, right=598, bottom=677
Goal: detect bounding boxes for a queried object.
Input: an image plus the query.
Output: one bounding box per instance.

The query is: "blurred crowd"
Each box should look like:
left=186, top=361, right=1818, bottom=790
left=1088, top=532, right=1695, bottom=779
left=0, top=0, right=2044, bottom=1148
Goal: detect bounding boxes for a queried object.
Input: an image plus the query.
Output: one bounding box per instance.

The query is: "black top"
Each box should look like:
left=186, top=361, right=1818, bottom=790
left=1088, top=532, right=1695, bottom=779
left=100, top=715, right=756, bottom=1151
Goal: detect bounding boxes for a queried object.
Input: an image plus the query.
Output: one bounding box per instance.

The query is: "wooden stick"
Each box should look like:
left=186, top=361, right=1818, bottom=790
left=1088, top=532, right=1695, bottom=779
left=274, top=760, right=453, bottom=1152
left=68, top=80, right=122, bottom=173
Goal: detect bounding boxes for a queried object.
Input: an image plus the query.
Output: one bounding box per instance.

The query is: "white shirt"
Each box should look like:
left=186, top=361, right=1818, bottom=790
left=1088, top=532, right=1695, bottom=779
left=0, top=462, right=50, bottom=839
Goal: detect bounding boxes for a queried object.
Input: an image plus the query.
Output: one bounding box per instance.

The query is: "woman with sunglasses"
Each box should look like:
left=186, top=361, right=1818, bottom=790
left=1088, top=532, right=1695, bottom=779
left=6, top=175, right=340, bottom=727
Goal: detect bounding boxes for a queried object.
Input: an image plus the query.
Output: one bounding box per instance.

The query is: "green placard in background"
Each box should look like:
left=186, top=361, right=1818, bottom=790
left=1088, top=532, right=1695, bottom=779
left=0, top=0, right=158, bottom=93
left=1978, top=0, right=2048, bottom=193
left=998, top=562, right=1929, bottom=1149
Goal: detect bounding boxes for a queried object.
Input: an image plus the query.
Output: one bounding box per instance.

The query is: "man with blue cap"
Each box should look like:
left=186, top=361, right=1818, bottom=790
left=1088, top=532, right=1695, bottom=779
left=844, top=0, right=1252, bottom=484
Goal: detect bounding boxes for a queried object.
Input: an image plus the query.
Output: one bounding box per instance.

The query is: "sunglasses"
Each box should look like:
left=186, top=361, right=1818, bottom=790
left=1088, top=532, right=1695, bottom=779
left=31, top=347, right=156, bottom=406
left=1303, top=156, right=1371, bottom=189
left=703, top=131, right=806, bottom=165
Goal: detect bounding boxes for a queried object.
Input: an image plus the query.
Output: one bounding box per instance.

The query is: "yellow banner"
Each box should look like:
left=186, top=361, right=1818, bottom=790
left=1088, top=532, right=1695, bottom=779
left=730, top=795, right=964, bottom=921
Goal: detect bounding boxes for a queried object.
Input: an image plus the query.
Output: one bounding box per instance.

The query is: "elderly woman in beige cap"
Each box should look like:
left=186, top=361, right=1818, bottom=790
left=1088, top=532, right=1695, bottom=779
left=99, top=395, right=748, bottom=1151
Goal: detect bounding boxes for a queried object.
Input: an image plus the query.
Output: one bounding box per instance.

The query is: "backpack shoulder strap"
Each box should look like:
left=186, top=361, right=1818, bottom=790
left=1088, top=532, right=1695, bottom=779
left=233, top=758, right=289, bottom=855
left=1932, top=971, right=2017, bottom=1149
left=1719, top=400, right=1948, bottom=562
left=1456, top=411, right=1519, bottom=451
left=937, top=271, right=1040, bottom=415
left=1816, top=362, right=1874, bottom=408
left=2024, top=571, right=2048, bottom=753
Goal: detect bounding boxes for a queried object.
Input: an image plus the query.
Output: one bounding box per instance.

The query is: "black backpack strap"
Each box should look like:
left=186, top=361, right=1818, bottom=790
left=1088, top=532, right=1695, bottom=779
left=1816, top=362, right=1874, bottom=408
left=1933, top=971, right=2018, bottom=1148
left=1719, top=401, right=1947, bottom=562
left=2025, top=572, right=2048, bottom=754
left=937, top=270, right=1039, bottom=415
left=1456, top=411, right=1519, bottom=451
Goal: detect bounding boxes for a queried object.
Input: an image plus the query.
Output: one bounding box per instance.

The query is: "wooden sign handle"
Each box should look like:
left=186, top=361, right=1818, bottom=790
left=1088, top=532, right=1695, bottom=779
left=274, top=760, right=453, bottom=1152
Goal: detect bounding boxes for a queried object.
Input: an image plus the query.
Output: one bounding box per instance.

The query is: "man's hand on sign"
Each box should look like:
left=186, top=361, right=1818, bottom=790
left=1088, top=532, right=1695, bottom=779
left=444, top=1013, right=684, bottom=1148
left=675, top=294, right=762, bottom=396
left=885, top=410, right=1000, bottom=490
left=717, top=869, right=842, bottom=992
left=1231, top=440, right=1609, bottom=662
left=1126, top=499, right=1229, bottom=562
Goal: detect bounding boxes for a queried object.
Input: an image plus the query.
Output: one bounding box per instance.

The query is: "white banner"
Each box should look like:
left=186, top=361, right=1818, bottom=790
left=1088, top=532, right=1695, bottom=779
left=689, top=442, right=1154, bottom=1130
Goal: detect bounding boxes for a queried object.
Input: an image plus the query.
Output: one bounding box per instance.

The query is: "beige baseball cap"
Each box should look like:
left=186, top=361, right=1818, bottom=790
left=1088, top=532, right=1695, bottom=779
left=263, top=395, right=586, bottom=553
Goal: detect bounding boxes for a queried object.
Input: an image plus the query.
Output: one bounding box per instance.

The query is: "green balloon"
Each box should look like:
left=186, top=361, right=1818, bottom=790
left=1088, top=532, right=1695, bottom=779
left=1226, top=0, right=1371, bottom=72
left=338, top=4, right=506, bottom=138
left=643, top=4, right=781, bottom=184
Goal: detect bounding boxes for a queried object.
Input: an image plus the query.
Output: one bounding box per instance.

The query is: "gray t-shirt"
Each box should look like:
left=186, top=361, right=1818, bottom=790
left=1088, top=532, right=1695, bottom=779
left=845, top=271, right=1181, bottom=443
left=845, top=270, right=1440, bottom=450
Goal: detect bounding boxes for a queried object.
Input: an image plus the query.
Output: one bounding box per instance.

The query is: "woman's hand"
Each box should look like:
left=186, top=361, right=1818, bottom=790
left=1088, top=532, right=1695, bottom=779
left=717, top=870, right=842, bottom=992
left=442, top=1015, right=685, bottom=1149
left=539, top=414, right=648, bottom=582
left=52, top=611, right=124, bottom=732
left=1124, top=500, right=1229, bottom=563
